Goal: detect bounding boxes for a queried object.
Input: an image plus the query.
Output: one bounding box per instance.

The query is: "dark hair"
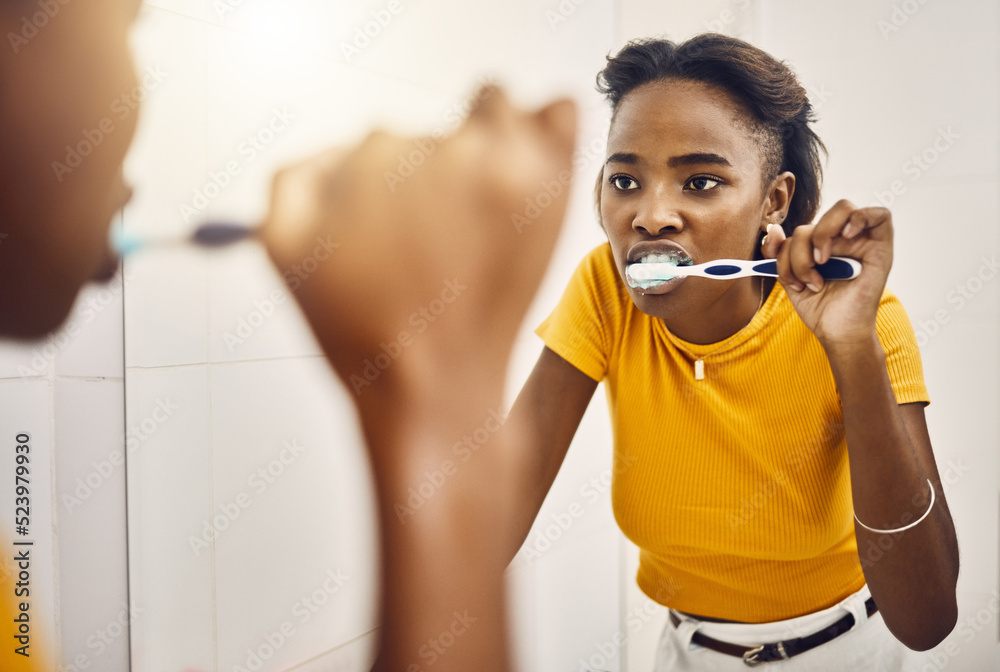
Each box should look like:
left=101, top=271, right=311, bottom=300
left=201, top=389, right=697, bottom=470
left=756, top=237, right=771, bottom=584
left=596, top=34, right=826, bottom=234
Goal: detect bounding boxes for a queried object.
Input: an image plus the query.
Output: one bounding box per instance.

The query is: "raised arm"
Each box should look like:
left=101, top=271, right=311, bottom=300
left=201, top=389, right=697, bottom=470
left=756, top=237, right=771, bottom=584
left=261, top=86, right=578, bottom=671
left=825, top=345, right=959, bottom=649
left=764, top=200, right=960, bottom=650
left=502, top=346, right=599, bottom=565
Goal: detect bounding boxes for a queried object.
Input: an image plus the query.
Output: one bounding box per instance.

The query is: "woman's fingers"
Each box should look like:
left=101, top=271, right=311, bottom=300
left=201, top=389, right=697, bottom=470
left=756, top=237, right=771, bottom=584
left=763, top=223, right=807, bottom=292
left=843, top=206, right=893, bottom=243
left=771, top=201, right=893, bottom=295
left=786, top=224, right=826, bottom=292
left=810, top=199, right=857, bottom=265
left=760, top=222, right=785, bottom=259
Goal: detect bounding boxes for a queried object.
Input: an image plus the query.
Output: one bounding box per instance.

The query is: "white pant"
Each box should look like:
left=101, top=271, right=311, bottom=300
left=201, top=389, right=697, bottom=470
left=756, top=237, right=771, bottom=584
left=654, top=584, right=907, bottom=671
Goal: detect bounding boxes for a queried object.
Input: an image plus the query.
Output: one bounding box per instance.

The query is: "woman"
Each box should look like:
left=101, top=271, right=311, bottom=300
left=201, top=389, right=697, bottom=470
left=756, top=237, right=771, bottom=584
left=504, top=34, right=959, bottom=670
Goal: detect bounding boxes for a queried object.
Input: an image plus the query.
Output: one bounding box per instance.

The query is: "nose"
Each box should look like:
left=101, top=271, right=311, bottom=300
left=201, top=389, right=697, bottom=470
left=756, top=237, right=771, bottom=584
left=632, top=190, right=683, bottom=236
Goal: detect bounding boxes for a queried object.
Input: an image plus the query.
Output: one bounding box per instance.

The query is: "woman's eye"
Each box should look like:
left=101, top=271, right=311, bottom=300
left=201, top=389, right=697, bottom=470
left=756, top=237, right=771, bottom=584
left=687, top=176, right=721, bottom=191
left=610, top=175, right=639, bottom=191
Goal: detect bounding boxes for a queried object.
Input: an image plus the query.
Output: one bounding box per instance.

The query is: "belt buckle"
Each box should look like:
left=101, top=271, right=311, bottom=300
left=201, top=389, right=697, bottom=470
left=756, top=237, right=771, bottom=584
left=742, top=641, right=789, bottom=667
left=742, top=646, right=766, bottom=667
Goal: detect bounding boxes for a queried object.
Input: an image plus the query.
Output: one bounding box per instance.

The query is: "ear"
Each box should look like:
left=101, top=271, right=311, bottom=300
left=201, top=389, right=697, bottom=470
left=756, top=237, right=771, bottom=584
left=761, top=170, right=795, bottom=233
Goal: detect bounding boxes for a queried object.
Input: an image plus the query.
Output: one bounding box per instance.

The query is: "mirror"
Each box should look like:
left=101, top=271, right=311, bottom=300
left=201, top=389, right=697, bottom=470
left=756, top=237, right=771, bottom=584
left=0, top=1, right=995, bottom=670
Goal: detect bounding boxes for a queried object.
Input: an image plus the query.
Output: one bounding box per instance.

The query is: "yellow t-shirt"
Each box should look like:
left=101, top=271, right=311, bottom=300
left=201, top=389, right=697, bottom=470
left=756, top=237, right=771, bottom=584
left=536, top=243, right=929, bottom=622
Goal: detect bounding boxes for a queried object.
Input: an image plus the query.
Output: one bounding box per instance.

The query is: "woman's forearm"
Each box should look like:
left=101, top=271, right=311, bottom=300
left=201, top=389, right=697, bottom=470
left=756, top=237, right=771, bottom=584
left=824, top=333, right=959, bottom=650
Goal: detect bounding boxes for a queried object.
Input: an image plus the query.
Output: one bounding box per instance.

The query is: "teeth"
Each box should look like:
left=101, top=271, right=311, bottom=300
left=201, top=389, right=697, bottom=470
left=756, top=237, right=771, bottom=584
left=633, top=252, right=690, bottom=265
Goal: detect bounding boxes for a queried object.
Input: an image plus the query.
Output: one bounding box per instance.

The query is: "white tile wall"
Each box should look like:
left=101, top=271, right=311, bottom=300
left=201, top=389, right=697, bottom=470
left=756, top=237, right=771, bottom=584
left=0, top=325, right=127, bottom=670
left=620, top=541, right=669, bottom=672
left=208, top=358, right=378, bottom=671
left=287, top=630, right=378, bottom=672
left=125, top=365, right=215, bottom=671
left=124, top=7, right=210, bottom=369
left=54, top=272, right=126, bottom=380
left=535, top=529, right=622, bottom=672
left=54, top=379, right=130, bottom=672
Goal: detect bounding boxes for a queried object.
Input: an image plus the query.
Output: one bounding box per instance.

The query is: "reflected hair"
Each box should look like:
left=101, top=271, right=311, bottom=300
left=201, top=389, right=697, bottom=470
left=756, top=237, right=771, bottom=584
left=595, top=33, right=826, bottom=234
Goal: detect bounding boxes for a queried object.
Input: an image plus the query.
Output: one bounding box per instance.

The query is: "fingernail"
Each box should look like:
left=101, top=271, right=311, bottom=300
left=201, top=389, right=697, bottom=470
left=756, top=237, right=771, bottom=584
left=806, top=282, right=821, bottom=293
left=813, top=248, right=823, bottom=264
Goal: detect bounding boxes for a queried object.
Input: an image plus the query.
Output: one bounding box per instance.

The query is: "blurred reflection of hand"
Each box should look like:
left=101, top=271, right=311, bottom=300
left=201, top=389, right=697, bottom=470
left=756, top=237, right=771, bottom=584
left=261, top=86, right=577, bottom=408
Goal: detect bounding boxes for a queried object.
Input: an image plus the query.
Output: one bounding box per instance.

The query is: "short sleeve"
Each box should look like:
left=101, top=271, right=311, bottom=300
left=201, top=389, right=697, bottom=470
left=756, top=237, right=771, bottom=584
left=535, top=244, right=623, bottom=382
left=875, top=289, right=930, bottom=406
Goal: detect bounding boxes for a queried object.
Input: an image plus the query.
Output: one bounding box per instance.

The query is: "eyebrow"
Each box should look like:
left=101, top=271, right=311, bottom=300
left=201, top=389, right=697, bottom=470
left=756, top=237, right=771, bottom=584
left=605, top=152, right=733, bottom=168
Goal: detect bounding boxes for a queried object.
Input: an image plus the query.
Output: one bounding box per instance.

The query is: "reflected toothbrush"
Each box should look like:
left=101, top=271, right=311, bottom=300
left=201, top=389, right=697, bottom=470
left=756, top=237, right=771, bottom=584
left=625, top=256, right=861, bottom=287
left=113, top=222, right=257, bottom=257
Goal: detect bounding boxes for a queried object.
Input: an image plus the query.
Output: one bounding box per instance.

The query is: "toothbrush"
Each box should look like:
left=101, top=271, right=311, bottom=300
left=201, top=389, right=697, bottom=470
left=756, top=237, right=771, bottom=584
left=113, top=222, right=256, bottom=257
left=625, top=256, right=861, bottom=284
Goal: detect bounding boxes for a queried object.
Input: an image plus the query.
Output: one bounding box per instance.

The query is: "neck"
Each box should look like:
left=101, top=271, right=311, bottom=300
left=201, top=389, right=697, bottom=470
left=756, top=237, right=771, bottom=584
left=662, top=276, right=773, bottom=344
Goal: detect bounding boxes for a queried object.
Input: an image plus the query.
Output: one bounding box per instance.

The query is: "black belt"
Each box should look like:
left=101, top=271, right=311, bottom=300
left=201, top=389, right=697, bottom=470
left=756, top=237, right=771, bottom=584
left=668, top=597, right=878, bottom=667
